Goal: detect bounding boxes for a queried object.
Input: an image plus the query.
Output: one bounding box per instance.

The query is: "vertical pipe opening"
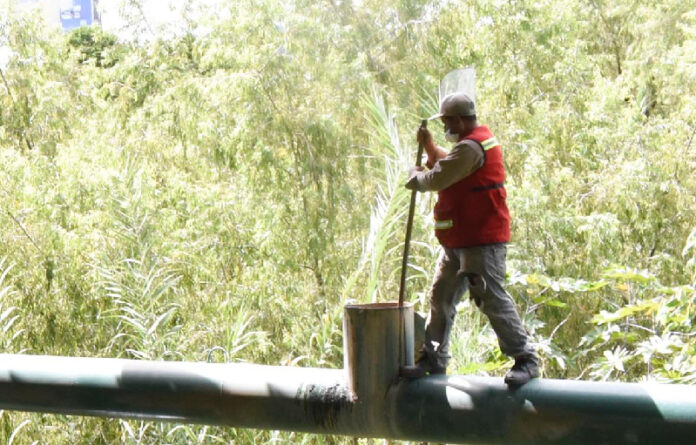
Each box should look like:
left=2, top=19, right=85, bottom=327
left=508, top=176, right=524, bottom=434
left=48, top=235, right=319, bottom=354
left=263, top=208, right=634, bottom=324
left=343, top=302, right=414, bottom=401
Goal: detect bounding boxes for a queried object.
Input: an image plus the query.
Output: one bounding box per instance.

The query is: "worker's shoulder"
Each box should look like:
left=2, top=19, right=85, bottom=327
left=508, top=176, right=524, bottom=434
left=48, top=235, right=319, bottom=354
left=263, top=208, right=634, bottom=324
left=452, top=139, right=485, bottom=155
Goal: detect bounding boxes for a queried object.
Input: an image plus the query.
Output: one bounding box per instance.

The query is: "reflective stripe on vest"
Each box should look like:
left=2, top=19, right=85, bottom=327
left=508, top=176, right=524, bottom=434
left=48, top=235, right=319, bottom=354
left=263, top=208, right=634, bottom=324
left=434, top=219, right=453, bottom=230
left=481, top=137, right=499, bottom=151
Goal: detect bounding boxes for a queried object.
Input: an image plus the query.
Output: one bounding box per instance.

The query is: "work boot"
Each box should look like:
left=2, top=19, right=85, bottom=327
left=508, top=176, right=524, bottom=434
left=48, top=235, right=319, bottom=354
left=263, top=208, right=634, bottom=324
left=400, top=352, right=447, bottom=379
left=504, top=355, right=539, bottom=387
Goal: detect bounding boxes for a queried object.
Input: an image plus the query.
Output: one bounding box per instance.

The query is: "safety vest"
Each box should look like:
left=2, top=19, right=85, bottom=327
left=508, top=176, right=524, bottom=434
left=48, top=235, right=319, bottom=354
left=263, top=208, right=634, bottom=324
left=433, top=125, right=511, bottom=248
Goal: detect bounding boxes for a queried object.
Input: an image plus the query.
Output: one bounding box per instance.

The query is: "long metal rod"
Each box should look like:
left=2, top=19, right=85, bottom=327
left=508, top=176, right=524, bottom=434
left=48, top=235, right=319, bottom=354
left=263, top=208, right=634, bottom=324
left=398, top=119, right=427, bottom=306
left=2, top=353, right=696, bottom=444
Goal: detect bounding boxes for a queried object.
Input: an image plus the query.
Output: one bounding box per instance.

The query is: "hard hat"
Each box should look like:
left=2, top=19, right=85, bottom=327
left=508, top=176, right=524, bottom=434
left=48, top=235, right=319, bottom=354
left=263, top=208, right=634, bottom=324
left=429, top=92, right=476, bottom=120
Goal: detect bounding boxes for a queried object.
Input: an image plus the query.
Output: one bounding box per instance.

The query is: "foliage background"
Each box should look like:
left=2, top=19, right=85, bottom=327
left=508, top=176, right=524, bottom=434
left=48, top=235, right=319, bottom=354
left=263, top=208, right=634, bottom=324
left=1, top=0, right=695, bottom=443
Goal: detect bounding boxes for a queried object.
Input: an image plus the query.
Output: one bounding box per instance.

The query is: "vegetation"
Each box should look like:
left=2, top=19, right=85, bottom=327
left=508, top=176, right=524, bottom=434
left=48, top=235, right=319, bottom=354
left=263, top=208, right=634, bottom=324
left=1, top=0, right=695, bottom=443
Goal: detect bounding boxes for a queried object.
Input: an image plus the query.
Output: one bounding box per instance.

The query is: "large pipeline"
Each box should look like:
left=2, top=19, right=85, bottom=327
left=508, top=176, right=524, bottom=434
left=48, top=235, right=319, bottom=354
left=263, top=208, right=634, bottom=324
left=0, top=303, right=695, bottom=444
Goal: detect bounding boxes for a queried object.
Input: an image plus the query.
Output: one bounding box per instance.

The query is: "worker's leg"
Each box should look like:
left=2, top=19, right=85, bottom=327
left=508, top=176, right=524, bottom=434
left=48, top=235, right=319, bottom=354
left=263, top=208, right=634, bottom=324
left=422, top=247, right=469, bottom=369
left=465, top=244, right=535, bottom=358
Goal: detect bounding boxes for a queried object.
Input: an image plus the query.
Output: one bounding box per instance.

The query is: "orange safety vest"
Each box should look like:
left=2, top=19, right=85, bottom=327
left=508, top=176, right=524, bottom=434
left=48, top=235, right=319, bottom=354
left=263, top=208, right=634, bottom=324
left=433, top=125, right=511, bottom=248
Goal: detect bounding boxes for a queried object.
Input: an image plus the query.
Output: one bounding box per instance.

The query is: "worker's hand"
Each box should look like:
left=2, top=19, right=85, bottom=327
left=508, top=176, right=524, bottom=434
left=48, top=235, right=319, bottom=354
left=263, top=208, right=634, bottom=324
left=417, top=127, right=442, bottom=169
left=408, top=165, right=424, bottom=177
left=416, top=127, right=433, bottom=148
left=405, top=166, right=424, bottom=190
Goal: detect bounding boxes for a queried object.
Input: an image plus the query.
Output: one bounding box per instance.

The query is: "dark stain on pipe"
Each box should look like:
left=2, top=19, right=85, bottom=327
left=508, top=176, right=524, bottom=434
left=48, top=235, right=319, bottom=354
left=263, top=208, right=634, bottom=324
left=300, top=382, right=354, bottom=429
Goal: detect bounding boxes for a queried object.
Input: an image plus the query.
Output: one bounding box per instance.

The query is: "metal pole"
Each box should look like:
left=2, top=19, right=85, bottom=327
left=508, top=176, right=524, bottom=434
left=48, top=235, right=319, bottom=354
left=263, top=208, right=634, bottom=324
left=398, top=119, right=428, bottom=307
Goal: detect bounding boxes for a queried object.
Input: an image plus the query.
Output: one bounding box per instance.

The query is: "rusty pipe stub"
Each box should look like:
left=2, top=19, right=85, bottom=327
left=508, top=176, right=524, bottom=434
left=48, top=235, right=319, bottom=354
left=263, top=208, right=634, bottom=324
left=343, top=302, right=414, bottom=403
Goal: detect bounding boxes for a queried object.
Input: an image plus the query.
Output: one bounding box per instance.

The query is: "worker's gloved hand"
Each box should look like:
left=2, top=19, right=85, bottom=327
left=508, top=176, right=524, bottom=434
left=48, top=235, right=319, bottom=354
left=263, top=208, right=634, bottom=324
left=416, top=127, right=433, bottom=147
left=417, top=127, right=440, bottom=169
left=408, top=166, right=424, bottom=177
left=405, top=166, right=424, bottom=190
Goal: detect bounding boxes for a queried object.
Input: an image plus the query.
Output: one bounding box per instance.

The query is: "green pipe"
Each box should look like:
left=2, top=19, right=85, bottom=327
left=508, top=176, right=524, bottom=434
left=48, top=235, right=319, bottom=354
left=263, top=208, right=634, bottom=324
left=1, top=303, right=695, bottom=444
left=1, top=353, right=696, bottom=444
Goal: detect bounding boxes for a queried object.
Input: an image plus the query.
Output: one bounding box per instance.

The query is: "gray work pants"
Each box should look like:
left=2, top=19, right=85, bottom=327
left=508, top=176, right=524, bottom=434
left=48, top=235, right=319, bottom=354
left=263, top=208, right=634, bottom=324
left=423, top=243, right=535, bottom=367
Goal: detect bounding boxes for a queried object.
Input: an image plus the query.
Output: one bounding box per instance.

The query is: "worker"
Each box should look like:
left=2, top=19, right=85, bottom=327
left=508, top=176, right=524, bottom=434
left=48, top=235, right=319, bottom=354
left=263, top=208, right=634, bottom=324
left=405, top=92, right=538, bottom=386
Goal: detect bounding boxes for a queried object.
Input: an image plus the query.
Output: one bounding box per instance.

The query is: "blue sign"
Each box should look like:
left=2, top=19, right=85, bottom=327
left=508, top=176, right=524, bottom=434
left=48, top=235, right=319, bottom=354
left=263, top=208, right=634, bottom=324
left=59, top=0, right=94, bottom=31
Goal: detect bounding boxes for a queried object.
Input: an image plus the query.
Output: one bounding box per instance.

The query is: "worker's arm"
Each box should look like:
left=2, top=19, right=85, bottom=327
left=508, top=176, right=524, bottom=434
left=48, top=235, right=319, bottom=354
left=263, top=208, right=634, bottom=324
left=417, top=127, right=447, bottom=168
left=406, top=140, right=484, bottom=192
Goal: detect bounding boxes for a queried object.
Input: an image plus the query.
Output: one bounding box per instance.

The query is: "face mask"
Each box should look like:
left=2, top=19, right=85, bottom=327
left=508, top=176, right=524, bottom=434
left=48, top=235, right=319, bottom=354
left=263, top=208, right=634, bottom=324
left=444, top=129, right=459, bottom=142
